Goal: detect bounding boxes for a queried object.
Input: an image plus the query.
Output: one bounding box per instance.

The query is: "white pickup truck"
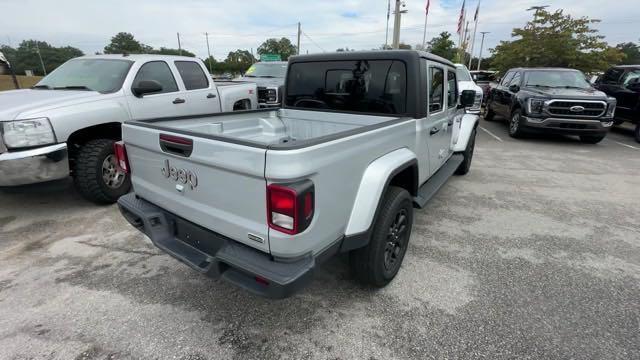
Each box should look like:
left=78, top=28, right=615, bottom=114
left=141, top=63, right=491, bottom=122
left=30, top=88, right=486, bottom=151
left=0, top=54, right=257, bottom=203
left=117, top=51, right=479, bottom=298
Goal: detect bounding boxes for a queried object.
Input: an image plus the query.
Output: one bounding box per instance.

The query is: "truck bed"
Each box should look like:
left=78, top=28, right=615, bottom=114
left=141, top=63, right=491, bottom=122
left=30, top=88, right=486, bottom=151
left=129, top=108, right=403, bottom=149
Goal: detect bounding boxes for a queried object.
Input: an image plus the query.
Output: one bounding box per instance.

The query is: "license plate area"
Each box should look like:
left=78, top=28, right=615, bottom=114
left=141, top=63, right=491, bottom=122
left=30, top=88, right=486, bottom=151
left=172, top=216, right=226, bottom=256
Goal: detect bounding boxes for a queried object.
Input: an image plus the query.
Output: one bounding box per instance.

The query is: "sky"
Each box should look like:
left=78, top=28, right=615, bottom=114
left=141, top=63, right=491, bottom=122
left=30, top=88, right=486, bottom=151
left=1, top=0, right=639, bottom=61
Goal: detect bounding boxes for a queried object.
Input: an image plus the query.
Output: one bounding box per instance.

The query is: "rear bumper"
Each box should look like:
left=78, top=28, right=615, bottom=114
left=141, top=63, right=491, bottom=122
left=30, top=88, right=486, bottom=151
left=521, top=116, right=613, bottom=135
left=0, top=143, right=69, bottom=186
left=118, top=193, right=337, bottom=298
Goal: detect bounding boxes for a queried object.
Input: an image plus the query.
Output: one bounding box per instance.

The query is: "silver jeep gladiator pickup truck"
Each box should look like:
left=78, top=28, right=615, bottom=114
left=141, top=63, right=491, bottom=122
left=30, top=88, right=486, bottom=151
left=117, top=50, right=479, bottom=298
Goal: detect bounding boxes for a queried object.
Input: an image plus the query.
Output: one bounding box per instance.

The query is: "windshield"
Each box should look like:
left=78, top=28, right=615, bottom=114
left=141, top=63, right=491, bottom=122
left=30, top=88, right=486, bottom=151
left=455, top=67, right=473, bottom=81
left=524, top=70, right=592, bottom=89
left=471, top=72, right=496, bottom=82
left=244, top=62, right=288, bottom=78
left=285, top=60, right=407, bottom=115
left=36, top=58, right=133, bottom=93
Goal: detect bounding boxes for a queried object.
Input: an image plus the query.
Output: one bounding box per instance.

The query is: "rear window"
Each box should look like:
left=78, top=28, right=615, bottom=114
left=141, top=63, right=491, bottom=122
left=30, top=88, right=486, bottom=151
left=175, top=61, right=209, bottom=90
left=285, top=60, right=407, bottom=115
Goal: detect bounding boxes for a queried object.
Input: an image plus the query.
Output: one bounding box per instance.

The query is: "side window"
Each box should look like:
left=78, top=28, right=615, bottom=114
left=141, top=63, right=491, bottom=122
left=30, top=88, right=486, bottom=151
left=622, top=70, right=640, bottom=86
left=447, top=69, right=457, bottom=109
left=175, top=61, right=209, bottom=90
left=500, top=71, right=515, bottom=86
left=132, top=61, right=178, bottom=94
left=428, top=66, right=444, bottom=113
left=509, top=72, right=522, bottom=87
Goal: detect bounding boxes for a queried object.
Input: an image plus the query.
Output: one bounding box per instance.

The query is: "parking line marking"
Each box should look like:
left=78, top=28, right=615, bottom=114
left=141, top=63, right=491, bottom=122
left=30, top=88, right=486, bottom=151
left=479, top=126, right=503, bottom=142
left=611, top=140, right=639, bottom=150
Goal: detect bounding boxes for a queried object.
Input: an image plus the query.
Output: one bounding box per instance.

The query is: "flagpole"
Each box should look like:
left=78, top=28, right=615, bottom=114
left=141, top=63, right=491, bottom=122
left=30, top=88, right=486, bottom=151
left=468, top=1, right=480, bottom=68
left=421, top=1, right=430, bottom=49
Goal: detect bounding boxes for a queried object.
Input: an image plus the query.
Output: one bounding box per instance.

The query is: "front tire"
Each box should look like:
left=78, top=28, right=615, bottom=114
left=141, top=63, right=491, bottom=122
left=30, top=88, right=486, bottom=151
left=350, top=186, right=413, bottom=287
left=484, top=105, right=495, bottom=121
left=508, top=109, right=525, bottom=138
left=73, top=139, right=131, bottom=204
left=455, top=128, right=476, bottom=175
left=579, top=135, right=606, bottom=144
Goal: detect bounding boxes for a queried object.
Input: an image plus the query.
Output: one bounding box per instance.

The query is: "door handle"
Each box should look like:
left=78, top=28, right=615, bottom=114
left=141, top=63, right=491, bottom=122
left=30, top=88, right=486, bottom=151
left=430, top=127, right=440, bottom=135
left=207, top=93, right=217, bottom=99
left=172, top=98, right=186, bottom=104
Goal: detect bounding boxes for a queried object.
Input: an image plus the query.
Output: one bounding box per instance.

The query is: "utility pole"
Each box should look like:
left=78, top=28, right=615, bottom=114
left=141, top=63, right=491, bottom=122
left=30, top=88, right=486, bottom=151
left=391, top=0, right=406, bottom=49
left=477, top=31, right=489, bottom=71
left=297, top=22, right=301, bottom=55
left=177, top=32, right=182, bottom=56
left=385, top=0, right=391, bottom=49
left=204, top=32, right=213, bottom=73
left=421, top=0, right=430, bottom=50
left=34, top=42, right=46, bottom=76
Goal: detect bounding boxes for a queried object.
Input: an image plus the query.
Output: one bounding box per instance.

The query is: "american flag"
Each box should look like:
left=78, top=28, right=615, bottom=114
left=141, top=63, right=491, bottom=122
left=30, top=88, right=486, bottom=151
left=474, top=1, right=480, bottom=21
left=457, top=0, right=466, bottom=35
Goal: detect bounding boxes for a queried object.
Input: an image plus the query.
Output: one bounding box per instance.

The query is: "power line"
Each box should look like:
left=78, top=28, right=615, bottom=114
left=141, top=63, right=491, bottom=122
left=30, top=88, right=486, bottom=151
left=302, top=31, right=326, bottom=52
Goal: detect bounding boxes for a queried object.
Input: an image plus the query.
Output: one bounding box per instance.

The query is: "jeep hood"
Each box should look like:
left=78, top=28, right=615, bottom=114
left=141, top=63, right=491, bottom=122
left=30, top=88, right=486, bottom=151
left=0, top=89, right=102, bottom=121
left=523, top=87, right=609, bottom=100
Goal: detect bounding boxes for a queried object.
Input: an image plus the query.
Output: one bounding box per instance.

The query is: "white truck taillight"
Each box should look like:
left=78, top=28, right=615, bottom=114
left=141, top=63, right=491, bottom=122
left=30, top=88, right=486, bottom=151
left=114, top=140, right=130, bottom=173
left=267, top=181, right=314, bottom=235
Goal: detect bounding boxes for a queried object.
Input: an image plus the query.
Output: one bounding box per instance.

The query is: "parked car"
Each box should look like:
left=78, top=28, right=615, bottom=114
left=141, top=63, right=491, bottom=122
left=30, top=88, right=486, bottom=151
left=470, top=70, right=498, bottom=104
left=485, top=67, right=617, bottom=143
left=594, top=65, right=640, bottom=142
left=0, top=54, right=257, bottom=203
left=117, top=50, right=479, bottom=298
left=455, top=64, right=483, bottom=114
left=235, top=61, right=287, bottom=108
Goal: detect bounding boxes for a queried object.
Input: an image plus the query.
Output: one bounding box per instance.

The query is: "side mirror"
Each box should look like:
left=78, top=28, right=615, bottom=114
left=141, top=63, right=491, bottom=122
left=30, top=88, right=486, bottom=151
left=132, top=80, right=163, bottom=97
left=509, top=84, right=520, bottom=93
left=458, top=90, right=476, bottom=109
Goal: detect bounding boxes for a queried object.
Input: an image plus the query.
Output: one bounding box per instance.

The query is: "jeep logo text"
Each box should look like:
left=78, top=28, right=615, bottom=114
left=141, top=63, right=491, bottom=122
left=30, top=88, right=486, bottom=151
left=161, top=159, right=198, bottom=190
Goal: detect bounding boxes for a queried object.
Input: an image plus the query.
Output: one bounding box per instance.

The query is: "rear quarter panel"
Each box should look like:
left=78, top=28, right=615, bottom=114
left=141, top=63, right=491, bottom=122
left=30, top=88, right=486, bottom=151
left=265, top=118, right=417, bottom=258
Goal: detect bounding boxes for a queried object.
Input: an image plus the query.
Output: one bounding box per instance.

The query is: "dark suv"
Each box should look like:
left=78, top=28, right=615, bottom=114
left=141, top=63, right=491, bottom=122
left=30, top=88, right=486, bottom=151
left=594, top=65, right=640, bottom=143
left=485, top=68, right=617, bottom=143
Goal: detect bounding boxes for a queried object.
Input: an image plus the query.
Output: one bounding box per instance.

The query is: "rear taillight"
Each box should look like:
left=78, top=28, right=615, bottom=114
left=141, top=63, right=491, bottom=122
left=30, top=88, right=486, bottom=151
left=114, top=141, right=130, bottom=173
left=267, top=180, right=314, bottom=235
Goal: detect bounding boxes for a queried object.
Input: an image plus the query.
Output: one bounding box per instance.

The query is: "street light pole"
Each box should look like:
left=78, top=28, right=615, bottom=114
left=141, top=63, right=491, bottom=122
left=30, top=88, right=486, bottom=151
left=477, top=31, right=489, bottom=71
left=297, top=22, right=301, bottom=55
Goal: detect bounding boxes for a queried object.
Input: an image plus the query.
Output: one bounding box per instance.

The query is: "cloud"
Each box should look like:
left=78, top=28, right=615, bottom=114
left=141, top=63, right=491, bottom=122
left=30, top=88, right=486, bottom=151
left=0, top=0, right=638, bottom=59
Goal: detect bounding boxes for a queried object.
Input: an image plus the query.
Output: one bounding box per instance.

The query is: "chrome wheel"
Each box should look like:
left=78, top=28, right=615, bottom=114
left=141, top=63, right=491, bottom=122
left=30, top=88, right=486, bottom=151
left=384, top=208, right=408, bottom=272
left=102, top=154, right=125, bottom=189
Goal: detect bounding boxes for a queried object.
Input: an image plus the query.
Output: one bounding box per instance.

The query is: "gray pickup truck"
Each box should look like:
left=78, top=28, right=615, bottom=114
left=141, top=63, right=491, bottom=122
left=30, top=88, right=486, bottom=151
left=117, top=51, right=479, bottom=298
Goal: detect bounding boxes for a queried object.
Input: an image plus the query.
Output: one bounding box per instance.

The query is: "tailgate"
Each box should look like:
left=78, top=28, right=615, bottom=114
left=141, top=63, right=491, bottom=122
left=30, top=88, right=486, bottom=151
left=122, top=123, right=269, bottom=253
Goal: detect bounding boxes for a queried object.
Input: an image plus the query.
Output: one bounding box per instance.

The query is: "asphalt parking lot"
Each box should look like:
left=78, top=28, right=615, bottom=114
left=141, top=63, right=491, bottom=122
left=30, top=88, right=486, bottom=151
left=1, top=119, right=638, bottom=360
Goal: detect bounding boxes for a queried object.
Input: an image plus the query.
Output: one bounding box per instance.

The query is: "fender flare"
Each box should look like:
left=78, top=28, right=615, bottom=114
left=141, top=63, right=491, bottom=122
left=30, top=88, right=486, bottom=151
left=452, top=113, right=480, bottom=152
left=341, top=148, right=417, bottom=252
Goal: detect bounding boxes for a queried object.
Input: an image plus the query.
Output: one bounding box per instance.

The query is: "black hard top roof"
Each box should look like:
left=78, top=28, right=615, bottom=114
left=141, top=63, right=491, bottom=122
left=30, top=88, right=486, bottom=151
left=288, top=50, right=454, bottom=67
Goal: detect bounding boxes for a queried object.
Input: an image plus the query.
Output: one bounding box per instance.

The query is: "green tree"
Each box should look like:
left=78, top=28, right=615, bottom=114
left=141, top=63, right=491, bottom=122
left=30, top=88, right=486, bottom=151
left=2, top=40, right=83, bottom=76
left=616, top=42, right=640, bottom=65
left=490, top=9, right=624, bottom=74
left=257, top=38, right=297, bottom=60
left=153, top=47, right=195, bottom=57
left=104, top=32, right=153, bottom=54
left=427, top=32, right=456, bottom=61
left=224, top=49, right=256, bottom=73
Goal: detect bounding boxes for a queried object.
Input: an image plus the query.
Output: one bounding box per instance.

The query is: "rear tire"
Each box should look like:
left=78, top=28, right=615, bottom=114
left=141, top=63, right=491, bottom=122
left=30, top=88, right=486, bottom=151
left=579, top=135, right=606, bottom=144
left=508, top=109, right=525, bottom=138
left=484, top=105, right=495, bottom=121
left=73, top=139, right=131, bottom=204
left=350, top=186, right=413, bottom=287
left=455, top=128, right=476, bottom=175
